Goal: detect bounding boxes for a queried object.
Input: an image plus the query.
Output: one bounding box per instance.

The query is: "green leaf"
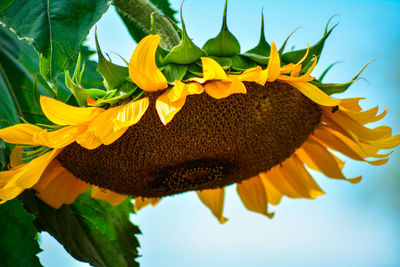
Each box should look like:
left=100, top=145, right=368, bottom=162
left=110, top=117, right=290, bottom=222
left=95, top=31, right=130, bottom=91
left=115, top=0, right=180, bottom=49
left=202, top=0, right=240, bottom=57
left=0, top=0, right=111, bottom=87
left=246, top=11, right=270, bottom=57
left=162, top=63, right=188, bottom=83
left=162, top=5, right=205, bottom=65
left=281, top=18, right=337, bottom=70
left=240, top=53, right=269, bottom=65
left=20, top=190, right=141, bottom=267
left=0, top=198, right=42, bottom=267
left=0, top=0, right=13, bottom=12
left=278, top=27, right=300, bottom=55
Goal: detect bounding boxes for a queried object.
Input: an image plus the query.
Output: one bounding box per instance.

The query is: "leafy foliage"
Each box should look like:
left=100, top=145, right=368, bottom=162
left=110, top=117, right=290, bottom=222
left=0, top=199, right=43, bottom=267
left=20, top=191, right=141, bottom=267
left=0, top=0, right=111, bottom=87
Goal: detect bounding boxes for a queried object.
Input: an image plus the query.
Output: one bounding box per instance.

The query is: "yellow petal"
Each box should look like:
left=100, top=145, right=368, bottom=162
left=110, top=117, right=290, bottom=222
left=13, top=149, right=62, bottom=188
left=204, top=80, right=246, bottom=99
left=34, top=160, right=89, bottom=208
left=76, top=130, right=103, bottom=150
left=280, top=44, right=310, bottom=74
left=134, top=197, right=161, bottom=212
left=9, top=145, right=23, bottom=168
left=340, top=105, right=388, bottom=125
left=0, top=184, right=24, bottom=203
left=258, top=172, right=283, bottom=205
left=168, top=81, right=204, bottom=102
left=313, top=126, right=389, bottom=165
left=40, top=96, right=103, bottom=125
left=114, top=97, right=150, bottom=130
left=278, top=156, right=325, bottom=199
left=91, top=186, right=127, bottom=206
left=266, top=42, right=281, bottom=82
left=201, top=57, right=227, bottom=81
left=262, top=165, right=302, bottom=199
left=0, top=124, right=43, bottom=145
left=129, top=34, right=168, bottom=92
left=156, top=91, right=186, bottom=125
left=340, top=98, right=364, bottom=112
left=297, top=138, right=361, bottom=184
left=367, top=135, right=400, bottom=150
left=197, top=188, right=228, bottom=224
left=237, top=175, right=274, bottom=218
left=286, top=81, right=341, bottom=106
left=231, top=66, right=268, bottom=86
left=34, top=125, right=86, bottom=148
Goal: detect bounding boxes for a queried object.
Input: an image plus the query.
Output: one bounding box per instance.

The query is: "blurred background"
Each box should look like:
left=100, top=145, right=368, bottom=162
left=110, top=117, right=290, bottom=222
left=38, top=0, right=400, bottom=266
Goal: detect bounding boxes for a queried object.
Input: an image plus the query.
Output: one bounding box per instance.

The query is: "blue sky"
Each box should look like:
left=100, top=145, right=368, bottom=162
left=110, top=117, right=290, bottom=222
left=39, top=0, right=400, bottom=266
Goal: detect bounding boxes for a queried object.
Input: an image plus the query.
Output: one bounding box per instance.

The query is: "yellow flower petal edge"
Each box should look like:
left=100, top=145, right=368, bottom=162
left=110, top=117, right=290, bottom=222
left=129, top=34, right=168, bottom=92
left=134, top=197, right=161, bottom=212
left=201, top=57, right=228, bottom=81
left=0, top=124, right=43, bottom=145
left=197, top=188, right=228, bottom=224
left=204, top=80, right=246, bottom=99
left=266, top=42, right=281, bottom=82
left=40, top=96, right=103, bottom=125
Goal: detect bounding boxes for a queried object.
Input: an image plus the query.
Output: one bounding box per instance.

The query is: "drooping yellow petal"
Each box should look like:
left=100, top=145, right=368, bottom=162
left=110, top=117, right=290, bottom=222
left=313, top=126, right=390, bottom=165
left=197, top=188, right=228, bottom=224
left=231, top=66, right=268, bottom=86
left=13, top=149, right=62, bottom=188
left=237, top=175, right=274, bottom=218
left=201, top=57, right=227, bottom=81
left=340, top=98, right=364, bottom=112
left=258, top=172, right=284, bottom=205
left=76, top=130, right=103, bottom=150
left=296, top=138, right=361, bottom=184
left=286, top=81, right=341, bottom=106
left=114, top=97, right=150, bottom=130
left=367, top=135, right=400, bottom=150
left=91, top=186, right=127, bottom=206
left=264, top=165, right=304, bottom=199
left=156, top=91, right=186, bottom=125
left=280, top=44, right=310, bottom=74
left=134, top=197, right=161, bottom=212
left=266, top=42, right=281, bottom=82
left=0, top=124, right=43, bottom=145
left=167, top=81, right=204, bottom=102
left=204, top=80, right=246, bottom=99
left=34, top=160, right=89, bottom=208
left=40, top=96, right=103, bottom=125
left=129, top=34, right=168, bottom=92
left=0, top=184, right=24, bottom=203
left=278, top=156, right=325, bottom=199
left=34, top=125, right=86, bottom=148
left=9, top=145, right=23, bottom=168
left=341, top=105, right=388, bottom=125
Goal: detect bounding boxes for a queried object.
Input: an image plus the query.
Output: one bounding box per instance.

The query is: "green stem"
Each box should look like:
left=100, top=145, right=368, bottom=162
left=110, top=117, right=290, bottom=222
left=114, top=0, right=180, bottom=49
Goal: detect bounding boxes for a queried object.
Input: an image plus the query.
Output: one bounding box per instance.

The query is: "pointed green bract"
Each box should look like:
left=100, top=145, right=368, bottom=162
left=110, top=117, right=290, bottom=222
left=95, top=31, right=129, bottom=91
left=278, top=27, right=300, bottom=55
left=313, top=62, right=370, bottom=95
left=247, top=11, right=270, bottom=57
left=281, top=18, right=337, bottom=71
left=319, top=61, right=341, bottom=81
left=162, top=63, right=188, bottom=83
left=231, top=55, right=257, bottom=71
left=202, top=0, right=240, bottom=57
left=162, top=5, right=205, bottom=65
left=240, top=53, right=269, bottom=65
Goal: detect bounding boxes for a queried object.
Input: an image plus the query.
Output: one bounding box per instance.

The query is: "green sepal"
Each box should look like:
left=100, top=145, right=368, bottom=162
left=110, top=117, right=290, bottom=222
left=278, top=27, right=299, bottom=55
left=319, top=61, right=341, bottom=81
left=64, top=63, right=86, bottom=106
left=240, top=53, right=268, bottom=65
left=281, top=18, right=338, bottom=70
left=231, top=55, right=257, bottom=71
left=162, top=5, right=205, bottom=65
left=188, top=62, right=204, bottom=77
left=93, top=81, right=141, bottom=106
left=202, top=0, right=240, bottom=57
left=95, top=30, right=129, bottom=91
left=162, top=63, right=188, bottom=83
left=246, top=11, right=270, bottom=57
left=312, top=61, right=370, bottom=95
left=80, top=88, right=107, bottom=100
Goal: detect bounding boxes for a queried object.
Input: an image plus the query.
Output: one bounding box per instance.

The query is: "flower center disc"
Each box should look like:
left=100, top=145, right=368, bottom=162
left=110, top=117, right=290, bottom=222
left=57, top=82, right=321, bottom=198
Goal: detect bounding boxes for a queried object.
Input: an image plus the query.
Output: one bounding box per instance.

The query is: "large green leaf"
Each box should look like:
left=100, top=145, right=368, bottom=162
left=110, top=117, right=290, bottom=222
left=0, top=199, right=43, bottom=267
left=20, top=191, right=141, bottom=267
left=0, top=0, right=111, bottom=88
left=115, top=0, right=180, bottom=48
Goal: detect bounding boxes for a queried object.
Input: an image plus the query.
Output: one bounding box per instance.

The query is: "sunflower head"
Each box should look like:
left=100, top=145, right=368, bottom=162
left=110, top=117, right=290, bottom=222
left=0, top=1, right=399, bottom=223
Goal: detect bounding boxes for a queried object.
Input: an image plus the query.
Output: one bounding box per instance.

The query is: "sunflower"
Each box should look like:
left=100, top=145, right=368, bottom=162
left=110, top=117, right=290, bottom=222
left=0, top=3, right=399, bottom=224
